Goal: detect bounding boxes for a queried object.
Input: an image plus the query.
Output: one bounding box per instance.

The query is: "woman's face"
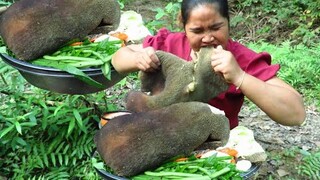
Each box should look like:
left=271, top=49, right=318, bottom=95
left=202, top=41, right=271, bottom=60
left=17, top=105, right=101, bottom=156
left=185, top=4, right=229, bottom=52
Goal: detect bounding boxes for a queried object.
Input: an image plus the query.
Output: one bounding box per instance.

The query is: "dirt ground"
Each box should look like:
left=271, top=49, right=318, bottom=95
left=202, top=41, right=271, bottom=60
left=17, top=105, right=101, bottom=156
left=120, top=1, right=320, bottom=179
left=238, top=104, right=320, bottom=179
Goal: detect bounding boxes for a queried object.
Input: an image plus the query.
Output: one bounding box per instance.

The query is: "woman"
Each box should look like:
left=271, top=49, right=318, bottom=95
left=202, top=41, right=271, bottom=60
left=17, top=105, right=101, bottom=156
left=111, top=0, right=306, bottom=129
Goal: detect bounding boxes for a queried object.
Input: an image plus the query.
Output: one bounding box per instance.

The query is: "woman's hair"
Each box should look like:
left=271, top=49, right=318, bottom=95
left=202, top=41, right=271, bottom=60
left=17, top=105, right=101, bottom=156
left=180, top=0, right=229, bottom=27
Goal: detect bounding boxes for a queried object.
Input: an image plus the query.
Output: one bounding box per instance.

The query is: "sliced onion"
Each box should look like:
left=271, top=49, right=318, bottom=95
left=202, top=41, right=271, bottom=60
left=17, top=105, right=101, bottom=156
left=236, top=159, right=252, bottom=171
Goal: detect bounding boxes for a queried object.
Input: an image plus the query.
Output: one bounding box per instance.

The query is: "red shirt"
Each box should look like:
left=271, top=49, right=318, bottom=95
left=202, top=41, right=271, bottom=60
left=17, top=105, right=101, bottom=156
left=143, top=28, right=280, bottom=129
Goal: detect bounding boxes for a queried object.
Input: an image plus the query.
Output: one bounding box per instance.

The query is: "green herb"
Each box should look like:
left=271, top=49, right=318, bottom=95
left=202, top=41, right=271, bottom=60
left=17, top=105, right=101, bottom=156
left=131, top=154, right=243, bottom=180
left=31, top=38, right=122, bottom=88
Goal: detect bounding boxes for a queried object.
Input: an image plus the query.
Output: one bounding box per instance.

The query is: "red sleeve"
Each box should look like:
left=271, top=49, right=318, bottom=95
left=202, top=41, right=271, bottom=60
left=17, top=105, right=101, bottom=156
left=142, top=28, right=169, bottom=50
left=228, top=40, right=280, bottom=81
left=246, top=53, right=280, bottom=81
left=142, top=28, right=192, bottom=60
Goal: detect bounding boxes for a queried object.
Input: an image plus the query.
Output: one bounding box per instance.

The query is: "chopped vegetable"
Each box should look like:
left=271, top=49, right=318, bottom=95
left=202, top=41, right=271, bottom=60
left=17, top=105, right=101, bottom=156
left=175, top=154, right=202, bottom=162
left=100, top=119, right=108, bottom=127
left=110, top=32, right=128, bottom=41
left=217, top=147, right=238, bottom=157
left=69, top=37, right=95, bottom=46
left=69, top=41, right=84, bottom=46
left=31, top=37, right=123, bottom=88
left=131, top=154, right=243, bottom=180
left=174, top=157, right=189, bottom=162
left=100, top=111, right=131, bottom=128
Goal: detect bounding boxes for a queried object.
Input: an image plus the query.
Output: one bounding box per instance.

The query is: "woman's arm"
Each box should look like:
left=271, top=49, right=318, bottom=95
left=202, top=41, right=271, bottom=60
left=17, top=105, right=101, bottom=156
left=239, top=74, right=306, bottom=126
left=211, top=45, right=306, bottom=126
left=111, top=44, right=160, bottom=74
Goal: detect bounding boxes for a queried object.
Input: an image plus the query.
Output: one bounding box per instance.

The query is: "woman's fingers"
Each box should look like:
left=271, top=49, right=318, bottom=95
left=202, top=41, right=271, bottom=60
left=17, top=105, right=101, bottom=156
left=212, top=45, right=223, bottom=54
left=146, top=50, right=160, bottom=70
left=211, top=49, right=224, bottom=72
left=216, top=45, right=223, bottom=50
left=211, top=59, right=223, bottom=73
left=146, top=48, right=161, bottom=66
left=211, top=46, right=244, bottom=84
left=137, top=48, right=160, bottom=72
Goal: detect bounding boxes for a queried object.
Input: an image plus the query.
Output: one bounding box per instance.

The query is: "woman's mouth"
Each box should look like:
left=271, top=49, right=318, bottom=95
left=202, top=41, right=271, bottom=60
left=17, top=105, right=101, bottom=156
left=201, top=44, right=219, bottom=49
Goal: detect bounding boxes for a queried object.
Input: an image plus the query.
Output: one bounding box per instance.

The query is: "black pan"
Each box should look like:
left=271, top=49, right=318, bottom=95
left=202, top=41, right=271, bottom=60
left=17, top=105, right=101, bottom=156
left=0, top=53, right=125, bottom=94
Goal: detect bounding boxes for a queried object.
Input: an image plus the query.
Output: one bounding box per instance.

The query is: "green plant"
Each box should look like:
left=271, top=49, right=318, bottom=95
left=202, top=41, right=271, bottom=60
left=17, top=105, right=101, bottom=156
left=229, top=0, right=320, bottom=46
left=266, top=147, right=320, bottom=179
left=298, top=149, right=320, bottom=179
left=247, top=41, right=320, bottom=110
left=0, top=0, right=13, bottom=6
left=145, top=0, right=183, bottom=35
left=0, top=59, right=129, bottom=178
left=117, top=0, right=130, bottom=9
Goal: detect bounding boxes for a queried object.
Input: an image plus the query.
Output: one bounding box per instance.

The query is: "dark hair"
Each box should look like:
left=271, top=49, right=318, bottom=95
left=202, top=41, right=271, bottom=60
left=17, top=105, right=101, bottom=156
left=180, top=0, right=229, bottom=27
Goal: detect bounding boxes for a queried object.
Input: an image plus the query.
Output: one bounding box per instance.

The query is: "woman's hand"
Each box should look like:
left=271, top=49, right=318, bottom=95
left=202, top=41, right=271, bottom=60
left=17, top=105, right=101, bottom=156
left=133, top=47, right=160, bottom=72
left=210, top=45, right=244, bottom=86
left=112, top=44, right=160, bottom=74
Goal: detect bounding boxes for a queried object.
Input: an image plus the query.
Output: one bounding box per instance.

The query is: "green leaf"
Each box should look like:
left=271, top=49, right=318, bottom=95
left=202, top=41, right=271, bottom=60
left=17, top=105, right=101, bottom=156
left=84, top=143, right=92, bottom=157
left=155, top=11, right=165, bottom=20
left=54, top=104, right=65, bottom=116
left=43, top=153, right=49, bottom=167
left=15, top=137, right=27, bottom=146
left=92, top=159, right=105, bottom=170
left=20, top=122, right=37, bottom=127
left=0, top=125, right=14, bottom=139
left=0, top=46, right=7, bottom=54
left=55, top=142, right=65, bottom=153
left=56, top=64, right=104, bottom=88
left=64, top=154, right=69, bottom=166
left=38, top=100, right=48, bottom=109
left=39, top=143, right=49, bottom=167
left=58, top=153, right=63, bottom=166
left=36, top=155, right=44, bottom=168
left=67, top=118, right=75, bottom=137
left=28, top=113, right=37, bottom=123
left=51, top=153, right=57, bottom=166
left=0, top=2, right=12, bottom=6
left=101, top=62, right=111, bottom=80
left=72, top=157, right=77, bottom=166
left=14, top=121, right=22, bottom=134
left=72, top=109, right=83, bottom=128
left=41, top=116, right=48, bottom=130
left=62, top=144, right=70, bottom=154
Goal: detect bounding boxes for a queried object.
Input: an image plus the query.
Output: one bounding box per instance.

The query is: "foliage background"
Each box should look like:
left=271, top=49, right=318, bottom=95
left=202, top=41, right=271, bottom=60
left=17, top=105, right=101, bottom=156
left=0, top=0, right=319, bottom=179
